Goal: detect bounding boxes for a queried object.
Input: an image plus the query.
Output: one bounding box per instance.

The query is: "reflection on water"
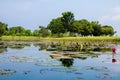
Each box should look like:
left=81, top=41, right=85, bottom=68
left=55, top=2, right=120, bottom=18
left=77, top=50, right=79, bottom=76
left=0, top=47, right=7, bottom=53
left=60, top=58, right=74, bottom=67
left=0, top=69, right=16, bottom=76
left=0, top=41, right=7, bottom=53
left=0, top=41, right=120, bottom=80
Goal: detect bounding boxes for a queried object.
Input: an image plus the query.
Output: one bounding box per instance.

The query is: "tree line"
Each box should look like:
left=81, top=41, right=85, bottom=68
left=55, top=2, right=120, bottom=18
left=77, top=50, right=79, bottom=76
left=0, top=11, right=116, bottom=37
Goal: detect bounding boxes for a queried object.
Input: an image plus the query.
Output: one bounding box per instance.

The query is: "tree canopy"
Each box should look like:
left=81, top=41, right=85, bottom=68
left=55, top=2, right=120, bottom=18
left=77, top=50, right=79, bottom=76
left=0, top=11, right=116, bottom=37
left=61, top=11, right=75, bottom=33
left=47, top=11, right=115, bottom=37
left=47, top=17, right=65, bottom=37
left=0, top=21, right=8, bottom=36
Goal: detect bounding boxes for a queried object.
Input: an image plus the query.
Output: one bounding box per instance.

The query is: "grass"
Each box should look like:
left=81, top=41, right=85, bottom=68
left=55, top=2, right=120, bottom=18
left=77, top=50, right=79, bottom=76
left=1, top=36, right=40, bottom=41
left=0, top=36, right=120, bottom=42
left=40, top=36, right=120, bottom=42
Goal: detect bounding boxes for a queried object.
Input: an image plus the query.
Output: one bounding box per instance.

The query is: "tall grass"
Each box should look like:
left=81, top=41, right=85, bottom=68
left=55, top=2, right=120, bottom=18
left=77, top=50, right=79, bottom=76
left=1, top=36, right=120, bottom=42
left=40, top=36, right=120, bottom=42
left=1, top=36, right=40, bottom=41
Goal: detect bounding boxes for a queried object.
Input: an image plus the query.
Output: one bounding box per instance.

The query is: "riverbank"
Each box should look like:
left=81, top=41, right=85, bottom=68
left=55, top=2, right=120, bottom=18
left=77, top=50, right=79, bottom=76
left=0, top=36, right=120, bottom=42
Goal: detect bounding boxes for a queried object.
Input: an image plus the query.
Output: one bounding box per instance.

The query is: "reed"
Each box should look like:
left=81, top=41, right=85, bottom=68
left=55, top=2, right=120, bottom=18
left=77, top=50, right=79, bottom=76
left=1, top=36, right=40, bottom=41
left=40, top=36, right=120, bottom=42
left=1, top=36, right=120, bottom=42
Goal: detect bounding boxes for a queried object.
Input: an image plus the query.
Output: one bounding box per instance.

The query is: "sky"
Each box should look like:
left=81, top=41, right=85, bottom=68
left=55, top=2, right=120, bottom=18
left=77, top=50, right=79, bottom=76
left=0, top=0, right=120, bottom=36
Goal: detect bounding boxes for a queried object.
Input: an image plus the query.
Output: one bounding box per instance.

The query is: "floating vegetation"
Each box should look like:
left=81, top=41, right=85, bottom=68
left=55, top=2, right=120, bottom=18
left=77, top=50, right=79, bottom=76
left=89, top=66, right=109, bottom=72
left=0, top=48, right=7, bottom=53
left=46, top=46, right=58, bottom=51
left=50, top=66, right=109, bottom=73
left=39, top=69, right=49, bottom=75
left=50, top=67, right=82, bottom=73
left=8, top=56, right=53, bottom=63
left=23, top=70, right=31, bottom=75
left=48, top=51, right=99, bottom=60
left=0, top=69, right=16, bottom=76
left=35, top=59, right=61, bottom=67
left=96, top=73, right=112, bottom=79
left=75, top=77, right=85, bottom=80
left=42, top=40, right=115, bottom=52
left=6, top=41, right=31, bottom=49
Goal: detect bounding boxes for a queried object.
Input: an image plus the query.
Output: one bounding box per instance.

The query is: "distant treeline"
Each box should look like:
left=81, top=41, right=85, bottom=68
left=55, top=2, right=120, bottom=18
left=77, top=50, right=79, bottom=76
left=0, top=11, right=116, bottom=37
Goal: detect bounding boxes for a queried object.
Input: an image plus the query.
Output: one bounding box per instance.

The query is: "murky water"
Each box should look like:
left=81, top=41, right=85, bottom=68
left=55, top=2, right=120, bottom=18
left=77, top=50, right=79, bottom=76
left=0, top=42, right=120, bottom=80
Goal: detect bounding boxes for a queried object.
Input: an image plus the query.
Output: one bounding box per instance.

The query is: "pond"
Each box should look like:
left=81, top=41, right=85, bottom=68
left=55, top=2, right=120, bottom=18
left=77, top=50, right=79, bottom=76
left=0, top=41, right=120, bottom=80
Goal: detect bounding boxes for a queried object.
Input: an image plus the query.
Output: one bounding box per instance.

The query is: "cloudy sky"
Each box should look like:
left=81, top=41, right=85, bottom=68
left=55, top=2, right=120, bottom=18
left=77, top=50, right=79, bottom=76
left=0, top=0, right=120, bottom=35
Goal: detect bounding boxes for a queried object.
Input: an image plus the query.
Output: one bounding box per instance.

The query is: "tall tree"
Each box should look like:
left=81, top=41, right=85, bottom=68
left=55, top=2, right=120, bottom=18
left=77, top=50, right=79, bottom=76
left=47, top=17, right=65, bottom=37
left=24, top=29, right=32, bottom=36
left=61, top=11, right=75, bottom=34
left=90, top=21, right=101, bottom=36
left=8, top=26, right=25, bottom=36
left=101, top=25, right=115, bottom=36
left=79, top=19, right=93, bottom=36
left=0, top=21, right=8, bottom=36
left=39, top=26, right=50, bottom=37
left=33, top=29, right=40, bottom=36
left=72, top=20, right=84, bottom=35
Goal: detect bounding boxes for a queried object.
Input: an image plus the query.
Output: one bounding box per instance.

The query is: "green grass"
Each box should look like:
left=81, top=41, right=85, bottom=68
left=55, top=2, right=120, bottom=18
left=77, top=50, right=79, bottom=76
left=40, top=36, right=120, bottom=42
left=1, top=36, right=40, bottom=41
left=1, top=36, right=120, bottom=42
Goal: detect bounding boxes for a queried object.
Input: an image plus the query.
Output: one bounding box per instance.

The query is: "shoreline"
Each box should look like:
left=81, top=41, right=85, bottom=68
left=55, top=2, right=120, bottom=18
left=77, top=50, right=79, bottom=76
left=0, top=36, right=120, bottom=42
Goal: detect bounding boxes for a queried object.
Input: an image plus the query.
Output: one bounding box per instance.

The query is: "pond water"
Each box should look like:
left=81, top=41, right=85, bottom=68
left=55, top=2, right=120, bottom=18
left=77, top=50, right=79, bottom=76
left=0, top=42, right=120, bottom=80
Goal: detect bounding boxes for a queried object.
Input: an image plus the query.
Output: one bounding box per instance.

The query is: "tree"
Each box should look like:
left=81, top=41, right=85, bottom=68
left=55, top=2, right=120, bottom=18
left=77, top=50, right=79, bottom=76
left=0, top=21, right=8, bottom=36
left=8, top=26, right=25, bottom=36
left=72, top=20, right=84, bottom=35
left=33, top=29, right=40, bottom=36
left=61, top=11, right=75, bottom=34
left=47, top=17, right=65, bottom=37
left=73, top=19, right=93, bottom=36
left=39, top=26, right=50, bottom=37
left=90, top=21, right=101, bottom=36
left=101, top=25, right=115, bottom=36
left=24, top=29, right=32, bottom=36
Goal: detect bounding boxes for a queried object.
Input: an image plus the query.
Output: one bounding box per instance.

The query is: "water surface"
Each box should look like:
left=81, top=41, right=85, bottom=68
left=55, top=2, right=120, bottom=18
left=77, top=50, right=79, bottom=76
left=0, top=42, right=120, bottom=80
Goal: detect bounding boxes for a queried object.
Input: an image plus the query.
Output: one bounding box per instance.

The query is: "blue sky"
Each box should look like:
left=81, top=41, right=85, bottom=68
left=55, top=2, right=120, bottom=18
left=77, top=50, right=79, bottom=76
left=0, top=0, right=120, bottom=35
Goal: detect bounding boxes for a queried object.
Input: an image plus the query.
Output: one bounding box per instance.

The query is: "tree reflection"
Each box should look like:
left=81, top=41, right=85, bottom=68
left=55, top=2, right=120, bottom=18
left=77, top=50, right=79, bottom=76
left=8, top=42, right=30, bottom=49
left=0, top=42, right=7, bottom=53
left=60, top=58, right=74, bottom=67
left=0, top=47, right=7, bottom=53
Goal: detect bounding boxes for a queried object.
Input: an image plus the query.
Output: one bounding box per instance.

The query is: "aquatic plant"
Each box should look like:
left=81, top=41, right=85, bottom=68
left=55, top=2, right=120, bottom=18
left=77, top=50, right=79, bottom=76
left=0, top=69, right=16, bottom=76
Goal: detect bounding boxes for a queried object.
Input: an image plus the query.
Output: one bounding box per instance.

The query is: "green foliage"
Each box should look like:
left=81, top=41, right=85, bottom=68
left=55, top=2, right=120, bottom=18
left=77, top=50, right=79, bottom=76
left=0, top=21, right=8, bottom=36
left=24, top=29, right=32, bottom=36
left=47, top=17, right=65, bottom=37
left=39, top=26, right=50, bottom=37
left=7, top=26, right=32, bottom=36
left=82, top=20, right=93, bottom=36
left=90, top=21, right=101, bottom=36
left=0, top=11, right=116, bottom=37
left=61, top=11, right=75, bottom=33
left=8, top=26, right=25, bottom=36
left=33, top=29, right=40, bottom=36
left=47, top=11, right=115, bottom=37
left=1, top=36, right=39, bottom=41
left=101, top=25, right=114, bottom=36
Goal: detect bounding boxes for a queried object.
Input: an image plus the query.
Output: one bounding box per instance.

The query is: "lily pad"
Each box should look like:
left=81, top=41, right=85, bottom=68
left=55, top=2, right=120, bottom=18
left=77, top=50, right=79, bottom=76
left=0, top=69, right=16, bottom=76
